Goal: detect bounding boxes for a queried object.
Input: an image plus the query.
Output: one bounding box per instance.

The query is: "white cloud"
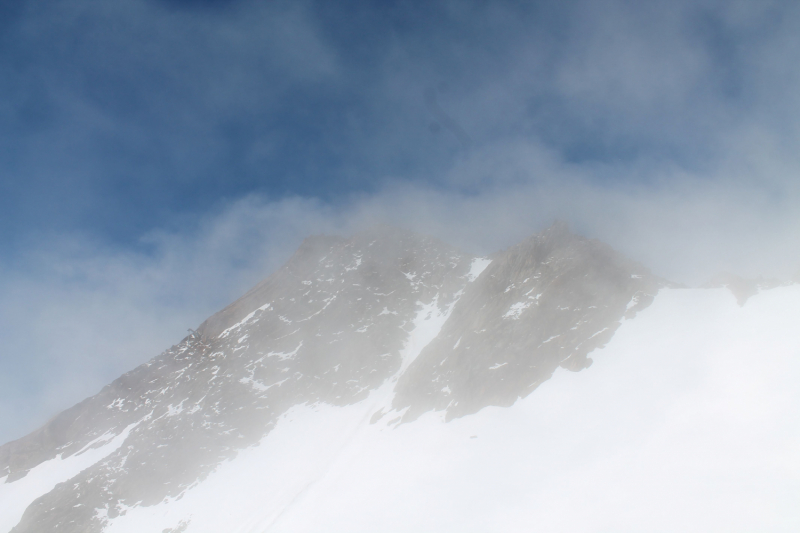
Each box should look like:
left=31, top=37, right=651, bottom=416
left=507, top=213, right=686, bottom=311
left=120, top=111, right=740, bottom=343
left=4, top=145, right=800, bottom=443
left=3, top=0, right=800, bottom=447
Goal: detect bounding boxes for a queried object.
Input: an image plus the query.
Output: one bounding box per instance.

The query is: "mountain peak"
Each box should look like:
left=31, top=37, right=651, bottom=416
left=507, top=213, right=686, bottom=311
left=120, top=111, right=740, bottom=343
left=2, top=225, right=668, bottom=532
left=197, top=226, right=460, bottom=339
left=392, top=222, right=664, bottom=421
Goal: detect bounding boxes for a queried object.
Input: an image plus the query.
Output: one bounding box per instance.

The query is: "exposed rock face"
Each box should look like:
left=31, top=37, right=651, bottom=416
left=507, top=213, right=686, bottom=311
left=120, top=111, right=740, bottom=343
left=392, top=222, right=664, bottom=421
left=1, top=224, right=665, bottom=533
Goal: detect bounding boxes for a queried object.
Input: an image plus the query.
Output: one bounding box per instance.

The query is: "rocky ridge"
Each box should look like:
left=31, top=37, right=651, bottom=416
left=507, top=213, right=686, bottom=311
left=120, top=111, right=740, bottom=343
left=2, top=223, right=666, bottom=533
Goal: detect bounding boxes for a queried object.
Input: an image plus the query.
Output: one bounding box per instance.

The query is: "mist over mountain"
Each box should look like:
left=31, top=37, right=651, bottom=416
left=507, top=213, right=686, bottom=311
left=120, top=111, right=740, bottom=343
left=1, top=224, right=797, bottom=532
left=4, top=0, right=800, bottom=460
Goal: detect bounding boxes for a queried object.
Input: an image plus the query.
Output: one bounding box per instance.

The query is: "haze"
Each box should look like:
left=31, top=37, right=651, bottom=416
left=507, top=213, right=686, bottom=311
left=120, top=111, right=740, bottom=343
left=1, top=0, right=799, bottom=450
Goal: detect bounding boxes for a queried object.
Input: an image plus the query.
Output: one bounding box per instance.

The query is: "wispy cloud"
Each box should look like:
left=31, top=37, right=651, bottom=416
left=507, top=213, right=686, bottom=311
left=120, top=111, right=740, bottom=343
left=2, top=0, right=800, bottom=443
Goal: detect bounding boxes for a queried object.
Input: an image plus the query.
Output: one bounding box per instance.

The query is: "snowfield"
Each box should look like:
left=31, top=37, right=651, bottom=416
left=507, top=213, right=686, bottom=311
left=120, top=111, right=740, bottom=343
left=92, top=286, right=800, bottom=533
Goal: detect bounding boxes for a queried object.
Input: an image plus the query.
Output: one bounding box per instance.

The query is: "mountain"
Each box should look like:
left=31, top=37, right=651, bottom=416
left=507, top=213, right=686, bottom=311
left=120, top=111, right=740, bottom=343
left=1, top=224, right=798, bottom=533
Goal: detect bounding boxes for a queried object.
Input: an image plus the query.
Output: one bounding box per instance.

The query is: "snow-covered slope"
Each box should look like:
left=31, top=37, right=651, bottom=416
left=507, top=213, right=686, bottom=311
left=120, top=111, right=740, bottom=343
left=2, top=225, right=798, bottom=532
left=99, top=285, right=800, bottom=533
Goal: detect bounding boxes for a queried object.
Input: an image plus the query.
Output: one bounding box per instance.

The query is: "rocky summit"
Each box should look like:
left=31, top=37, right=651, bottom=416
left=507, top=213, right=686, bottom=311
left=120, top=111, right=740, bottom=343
left=2, top=224, right=798, bottom=533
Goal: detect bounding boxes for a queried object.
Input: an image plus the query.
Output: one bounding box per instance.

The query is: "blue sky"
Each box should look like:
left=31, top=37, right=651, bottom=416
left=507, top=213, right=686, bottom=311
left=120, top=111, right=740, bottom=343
left=2, top=0, right=800, bottom=443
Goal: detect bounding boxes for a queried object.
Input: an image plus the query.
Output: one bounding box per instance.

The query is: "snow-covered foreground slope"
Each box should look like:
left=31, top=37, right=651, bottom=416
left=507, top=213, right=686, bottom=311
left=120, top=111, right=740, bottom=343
left=103, top=286, right=800, bottom=533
